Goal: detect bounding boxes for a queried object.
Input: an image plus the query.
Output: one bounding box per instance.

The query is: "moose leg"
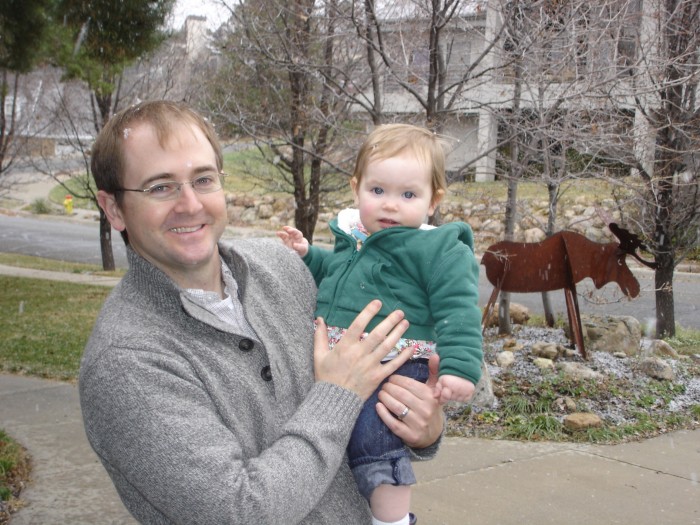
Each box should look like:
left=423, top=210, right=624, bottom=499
left=571, top=289, right=588, bottom=360
left=541, top=291, right=555, bottom=327
left=562, top=290, right=576, bottom=347
left=481, top=286, right=501, bottom=332
left=564, top=286, right=587, bottom=359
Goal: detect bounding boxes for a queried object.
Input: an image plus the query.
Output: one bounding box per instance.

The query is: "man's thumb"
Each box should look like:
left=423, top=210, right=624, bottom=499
left=313, top=318, right=329, bottom=358
left=426, top=354, right=440, bottom=389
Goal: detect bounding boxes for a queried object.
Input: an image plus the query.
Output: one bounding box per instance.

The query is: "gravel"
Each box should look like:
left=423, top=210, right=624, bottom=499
left=445, top=325, right=700, bottom=442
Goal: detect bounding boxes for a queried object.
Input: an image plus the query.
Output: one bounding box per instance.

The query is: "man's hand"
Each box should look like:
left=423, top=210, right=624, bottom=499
left=276, top=226, right=310, bottom=257
left=376, top=354, right=444, bottom=449
left=313, top=300, right=412, bottom=401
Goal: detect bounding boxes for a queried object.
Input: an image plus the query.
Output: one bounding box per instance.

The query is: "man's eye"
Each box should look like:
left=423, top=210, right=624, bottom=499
left=149, top=183, right=177, bottom=194
left=194, top=175, right=216, bottom=188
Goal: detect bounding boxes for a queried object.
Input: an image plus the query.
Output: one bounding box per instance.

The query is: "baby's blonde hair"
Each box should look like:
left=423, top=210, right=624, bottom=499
left=353, top=124, right=448, bottom=205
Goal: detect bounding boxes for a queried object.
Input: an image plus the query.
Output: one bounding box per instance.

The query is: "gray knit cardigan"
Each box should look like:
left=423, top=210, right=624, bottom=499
left=79, top=239, right=437, bottom=524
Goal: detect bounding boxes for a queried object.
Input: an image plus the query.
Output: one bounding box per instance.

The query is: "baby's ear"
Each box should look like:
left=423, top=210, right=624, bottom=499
left=350, top=177, right=360, bottom=206
left=429, top=189, right=445, bottom=216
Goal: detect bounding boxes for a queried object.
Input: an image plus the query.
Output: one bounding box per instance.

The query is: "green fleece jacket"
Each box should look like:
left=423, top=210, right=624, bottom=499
left=304, top=215, right=483, bottom=385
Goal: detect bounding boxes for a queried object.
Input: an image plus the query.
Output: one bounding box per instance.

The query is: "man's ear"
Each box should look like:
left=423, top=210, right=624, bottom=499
left=350, top=177, right=360, bottom=207
left=428, top=189, right=445, bottom=216
left=96, top=190, right=126, bottom=232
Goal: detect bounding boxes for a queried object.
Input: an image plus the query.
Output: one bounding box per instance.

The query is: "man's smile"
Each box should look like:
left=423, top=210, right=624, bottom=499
left=170, top=225, right=205, bottom=233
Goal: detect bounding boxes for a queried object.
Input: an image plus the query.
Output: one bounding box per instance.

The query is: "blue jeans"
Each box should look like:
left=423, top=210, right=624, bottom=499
left=347, top=359, right=429, bottom=501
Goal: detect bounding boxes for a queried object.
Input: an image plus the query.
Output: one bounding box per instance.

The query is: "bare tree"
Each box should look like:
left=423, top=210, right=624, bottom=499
left=485, top=0, right=698, bottom=338
left=619, top=0, right=698, bottom=337
left=568, top=0, right=700, bottom=337
left=348, top=0, right=501, bottom=132
left=207, top=1, right=505, bottom=239
left=208, top=0, right=363, bottom=240
left=486, top=0, right=590, bottom=332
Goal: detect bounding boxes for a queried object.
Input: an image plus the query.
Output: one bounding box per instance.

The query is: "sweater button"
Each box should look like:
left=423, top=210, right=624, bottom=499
left=260, top=365, right=272, bottom=382
left=238, top=339, right=254, bottom=352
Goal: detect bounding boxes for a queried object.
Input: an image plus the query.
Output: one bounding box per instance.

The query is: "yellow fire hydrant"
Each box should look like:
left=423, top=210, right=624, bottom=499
left=63, top=195, right=74, bottom=215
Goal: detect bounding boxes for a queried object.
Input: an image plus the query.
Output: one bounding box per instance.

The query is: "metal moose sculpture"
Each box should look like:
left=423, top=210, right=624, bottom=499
left=481, top=224, right=657, bottom=359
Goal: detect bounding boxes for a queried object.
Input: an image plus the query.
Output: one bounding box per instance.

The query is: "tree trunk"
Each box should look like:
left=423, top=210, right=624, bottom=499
left=498, top=175, right=519, bottom=335
left=542, top=179, right=559, bottom=326
left=291, top=117, right=309, bottom=238
left=363, top=0, right=382, bottom=124
left=289, top=73, right=307, bottom=238
left=99, top=209, right=116, bottom=271
left=654, top=251, right=675, bottom=338
left=288, top=0, right=312, bottom=239
left=499, top=45, right=524, bottom=335
left=653, top=173, right=676, bottom=337
left=0, top=70, right=8, bottom=169
left=0, top=71, right=19, bottom=171
left=93, top=91, right=116, bottom=271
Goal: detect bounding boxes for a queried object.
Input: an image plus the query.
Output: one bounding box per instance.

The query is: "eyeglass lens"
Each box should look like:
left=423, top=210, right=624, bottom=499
left=146, top=173, right=223, bottom=200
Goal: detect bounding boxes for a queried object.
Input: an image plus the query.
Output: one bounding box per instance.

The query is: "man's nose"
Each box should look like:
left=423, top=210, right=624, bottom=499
left=173, top=183, right=204, bottom=211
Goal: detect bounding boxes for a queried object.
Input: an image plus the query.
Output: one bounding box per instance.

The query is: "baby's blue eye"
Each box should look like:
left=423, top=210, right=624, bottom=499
left=403, top=191, right=416, bottom=199
left=371, top=187, right=384, bottom=195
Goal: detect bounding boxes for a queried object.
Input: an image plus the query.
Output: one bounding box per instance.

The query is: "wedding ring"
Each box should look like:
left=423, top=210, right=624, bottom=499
left=397, top=406, right=410, bottom=421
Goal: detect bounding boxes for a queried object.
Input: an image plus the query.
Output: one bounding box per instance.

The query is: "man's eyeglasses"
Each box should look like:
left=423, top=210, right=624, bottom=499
left=117, top=172, right=226, bottom=201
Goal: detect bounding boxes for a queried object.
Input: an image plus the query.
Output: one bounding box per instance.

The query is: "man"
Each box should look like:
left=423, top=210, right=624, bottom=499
left=80, top=100, right=444, bottom=524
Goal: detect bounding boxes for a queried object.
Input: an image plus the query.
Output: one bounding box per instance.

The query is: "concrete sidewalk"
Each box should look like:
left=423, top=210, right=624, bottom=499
left=1, top=373, right=698, bottom=524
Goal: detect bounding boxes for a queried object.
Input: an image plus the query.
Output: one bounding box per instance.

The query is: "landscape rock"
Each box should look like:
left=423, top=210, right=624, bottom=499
left=483, top=302, right=531, bottom=327
left=502, top=338, right=524, bottom=352
left=533, top=357, right=555, bottom=372
left=524, top=227, right=545, bottom=243
left=257, top=203, right=274, bottom=219
left=496, top=350, right=515, bottom=368
left=564, top=412, right=602, bottom=430
left=553, top=396, right=577, bottom=412
left=531, top=341, right=560, bottom=360
left=470, top=360, right=495, bottom=408
left=556, top=362, right=603, bottom=381
left=641, top=339, right=679, bottom=359
left=638, top=357, right=675, bottom=381
left=581, top=315, right=641, bottom=356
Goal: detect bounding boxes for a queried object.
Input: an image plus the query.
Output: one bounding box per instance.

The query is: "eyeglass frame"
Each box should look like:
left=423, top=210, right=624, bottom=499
left=114, top=171, right=227, bottom=201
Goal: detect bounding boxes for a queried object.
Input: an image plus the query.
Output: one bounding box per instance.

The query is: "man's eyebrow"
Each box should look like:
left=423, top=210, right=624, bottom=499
left=141, top=165, right=219, bottom=186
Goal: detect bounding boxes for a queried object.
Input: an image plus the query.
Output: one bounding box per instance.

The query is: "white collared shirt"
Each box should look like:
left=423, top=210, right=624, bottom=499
left=185, top=261, right=258, bottom=340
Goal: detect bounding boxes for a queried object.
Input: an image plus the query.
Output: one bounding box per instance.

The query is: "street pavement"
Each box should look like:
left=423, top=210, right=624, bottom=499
left=1, top=371, right=699, bottom=525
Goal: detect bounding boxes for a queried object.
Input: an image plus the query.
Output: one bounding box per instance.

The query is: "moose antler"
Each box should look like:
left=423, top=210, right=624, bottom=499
left=609, top=223, right=658, bottom=269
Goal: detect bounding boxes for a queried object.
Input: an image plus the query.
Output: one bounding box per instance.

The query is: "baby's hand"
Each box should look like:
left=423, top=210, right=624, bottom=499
left=276, top=226, right=310, bottom=257
left=433, top=375, right=475, bottom=404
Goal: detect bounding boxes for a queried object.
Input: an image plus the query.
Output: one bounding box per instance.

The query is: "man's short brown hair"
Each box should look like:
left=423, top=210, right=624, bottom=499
left=91, top=100, right=223, bottom=203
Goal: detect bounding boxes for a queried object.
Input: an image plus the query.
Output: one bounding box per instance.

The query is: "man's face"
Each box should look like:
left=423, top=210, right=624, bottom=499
left=99, top=121, right=227, bottom=287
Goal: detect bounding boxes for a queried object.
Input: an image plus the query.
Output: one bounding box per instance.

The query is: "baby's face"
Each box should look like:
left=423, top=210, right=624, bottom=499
left=352, top=153, right=436, bottom=234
